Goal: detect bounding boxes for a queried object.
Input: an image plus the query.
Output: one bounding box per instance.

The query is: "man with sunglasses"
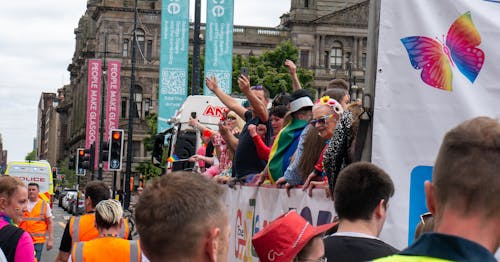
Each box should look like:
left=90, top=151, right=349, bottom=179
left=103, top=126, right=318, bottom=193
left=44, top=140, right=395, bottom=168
left=206, top=75, right=272, bottom=182
left=377, top=117, right=499, bottom=262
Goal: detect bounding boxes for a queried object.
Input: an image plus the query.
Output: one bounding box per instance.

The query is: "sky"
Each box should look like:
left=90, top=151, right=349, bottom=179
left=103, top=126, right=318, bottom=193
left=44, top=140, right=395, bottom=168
left=0, top=0, right=290, bottom=162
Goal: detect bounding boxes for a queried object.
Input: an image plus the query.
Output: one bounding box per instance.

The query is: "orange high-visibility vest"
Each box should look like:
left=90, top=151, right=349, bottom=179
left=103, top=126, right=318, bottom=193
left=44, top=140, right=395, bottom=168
left=19, top=199, right=49, bottom=244
left=71, top=237, right=141, bottom=262
left=69, top=214, right=130, bottom=242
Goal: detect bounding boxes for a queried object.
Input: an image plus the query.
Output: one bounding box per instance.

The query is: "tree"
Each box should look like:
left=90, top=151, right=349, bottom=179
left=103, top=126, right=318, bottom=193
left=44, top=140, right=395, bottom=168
left=140, top=113, right=163, bottom=180
left=25, top=150, right=36, bottom=161
left=231, top=40, right=315, bottom=97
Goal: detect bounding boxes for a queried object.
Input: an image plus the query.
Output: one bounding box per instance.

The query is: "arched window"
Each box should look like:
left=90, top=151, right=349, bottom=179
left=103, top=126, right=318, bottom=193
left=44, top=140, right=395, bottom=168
left=122, top=39, right=129, bottom=57
left=330, top=42, right=343, bottom=69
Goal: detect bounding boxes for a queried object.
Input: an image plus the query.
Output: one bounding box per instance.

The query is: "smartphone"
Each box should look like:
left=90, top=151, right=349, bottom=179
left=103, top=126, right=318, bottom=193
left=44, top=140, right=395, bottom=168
left=191, top=112, right=197, bottom=119
left=240, top=67, right=248, bottom=78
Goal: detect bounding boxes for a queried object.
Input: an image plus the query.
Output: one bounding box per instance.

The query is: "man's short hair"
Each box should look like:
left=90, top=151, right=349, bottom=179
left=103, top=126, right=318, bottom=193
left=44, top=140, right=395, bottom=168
left=334, top=162, right=395, bottom=220
left=135, top=172, right=226, bottom=261
left=28, top=183, right=40, bottom=190
left=327, top=79, right=349, bottom=90
left=84, top=181, right=110, bottom=208
left=433, top=117, right=500, bottom=218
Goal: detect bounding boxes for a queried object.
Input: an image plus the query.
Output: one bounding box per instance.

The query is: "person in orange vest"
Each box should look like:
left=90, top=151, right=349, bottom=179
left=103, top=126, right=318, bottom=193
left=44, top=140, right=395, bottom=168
left=19, top=182, right=54, bottom=261
left=55, top=181, right=131, bottom=262
left=70, top=199, right=144, bottom=262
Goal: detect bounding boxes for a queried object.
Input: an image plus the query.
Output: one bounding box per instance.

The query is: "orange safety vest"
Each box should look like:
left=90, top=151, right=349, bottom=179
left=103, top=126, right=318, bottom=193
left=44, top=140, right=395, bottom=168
left=69, top=214, right=130, bottom=242
left=19, top=199, right=49, bottom=244
left=71, top=237, right=141, bottom=262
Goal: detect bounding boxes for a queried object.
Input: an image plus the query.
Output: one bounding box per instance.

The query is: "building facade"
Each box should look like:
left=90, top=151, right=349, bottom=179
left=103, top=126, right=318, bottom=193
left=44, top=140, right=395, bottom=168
left=36, top=92, right=61, bottom=168
left=56, top=0, right=368, bottom=186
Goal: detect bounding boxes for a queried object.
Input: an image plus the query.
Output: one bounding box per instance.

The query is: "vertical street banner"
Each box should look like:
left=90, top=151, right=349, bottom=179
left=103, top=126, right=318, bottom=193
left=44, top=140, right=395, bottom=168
left=105, top=60, right=121, bottom=170
left=158, top=0, right=190, bottom=133
left=86, top=59, right=102, bottom=170
left=203, top=0, right=234, bottom=95
left=374, top=0, right=500, bottom=249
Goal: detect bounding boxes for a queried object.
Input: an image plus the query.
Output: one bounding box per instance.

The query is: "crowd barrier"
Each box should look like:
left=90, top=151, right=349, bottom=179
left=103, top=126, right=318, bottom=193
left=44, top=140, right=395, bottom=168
left=224, top=185, right=336, bottom=261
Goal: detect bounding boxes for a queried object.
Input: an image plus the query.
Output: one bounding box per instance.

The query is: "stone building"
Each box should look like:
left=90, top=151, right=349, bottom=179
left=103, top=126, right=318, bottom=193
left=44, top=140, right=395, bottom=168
left=56, top=0, right=369, bottom=186
left=36, top=92, right=61, bottom=168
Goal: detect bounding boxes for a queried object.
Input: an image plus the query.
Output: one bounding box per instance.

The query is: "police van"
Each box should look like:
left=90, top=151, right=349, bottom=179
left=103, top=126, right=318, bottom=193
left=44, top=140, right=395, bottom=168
left=4, top=160, right=54, bottom=205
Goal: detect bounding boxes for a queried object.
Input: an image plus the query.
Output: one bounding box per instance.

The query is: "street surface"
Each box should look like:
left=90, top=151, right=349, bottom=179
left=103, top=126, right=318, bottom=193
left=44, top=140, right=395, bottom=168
left=40, top=203, right=70, bottom=262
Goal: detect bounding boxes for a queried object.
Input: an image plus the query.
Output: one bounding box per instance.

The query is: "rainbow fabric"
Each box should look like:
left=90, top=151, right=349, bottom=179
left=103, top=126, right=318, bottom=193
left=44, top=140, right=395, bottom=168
left=167, top=154, right=180, bottom=163
left=268, top=118, right=308, bottom=183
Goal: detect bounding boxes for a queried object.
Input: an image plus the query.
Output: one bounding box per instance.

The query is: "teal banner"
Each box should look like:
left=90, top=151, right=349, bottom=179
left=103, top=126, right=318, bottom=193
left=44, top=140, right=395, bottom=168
left=203, top=0, right=234, bottom=95
left=158, top=0, right=190, bottom=133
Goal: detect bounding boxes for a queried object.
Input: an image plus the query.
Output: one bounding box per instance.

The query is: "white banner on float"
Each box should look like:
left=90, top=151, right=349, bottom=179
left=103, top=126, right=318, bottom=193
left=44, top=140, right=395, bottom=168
left=225, top=186, right=336, bottom=261
left=375, top=0, right=500, bottom=249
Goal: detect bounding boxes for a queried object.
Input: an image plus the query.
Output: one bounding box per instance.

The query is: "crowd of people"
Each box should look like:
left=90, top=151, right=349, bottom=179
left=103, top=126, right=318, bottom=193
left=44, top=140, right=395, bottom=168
left=0, top=59, right=498, bottom=262
left=187, top=60, right=363, bottom=197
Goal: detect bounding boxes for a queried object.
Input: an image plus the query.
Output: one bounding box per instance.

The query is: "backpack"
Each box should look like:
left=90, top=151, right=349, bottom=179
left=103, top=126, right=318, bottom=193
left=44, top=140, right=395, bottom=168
left=0, top=225, right=24, bottom=262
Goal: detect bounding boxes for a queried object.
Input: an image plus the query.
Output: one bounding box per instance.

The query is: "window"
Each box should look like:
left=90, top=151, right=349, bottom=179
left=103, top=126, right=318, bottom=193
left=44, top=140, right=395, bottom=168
left=144, top=98, right=151, bottom=116
left=300, top=50, right=309, bottom=67
left=330, top=42, right=343, bottom=69
left=132, top=141, right=141, bottom=158
left=122, top=39, right=129, bottom=57
left=121, top=97, right=128, bottom=118
left=304, top=0, right=309, bottom=8
left=134, top=86, right=143, bottom=119
left=362, top=53, right=367, bottom=68
left=146, top=40, right=153, bottom=61
left=136, top=29, right=145, bottom=62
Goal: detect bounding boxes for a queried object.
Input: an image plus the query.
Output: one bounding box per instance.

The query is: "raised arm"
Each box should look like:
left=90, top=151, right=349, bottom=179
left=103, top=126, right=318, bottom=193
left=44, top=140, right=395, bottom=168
left=238, top=75, right=268, bottom=122
left=285, top=59, right=302, bottom=91
left=206, top=76, right=247, bottom=119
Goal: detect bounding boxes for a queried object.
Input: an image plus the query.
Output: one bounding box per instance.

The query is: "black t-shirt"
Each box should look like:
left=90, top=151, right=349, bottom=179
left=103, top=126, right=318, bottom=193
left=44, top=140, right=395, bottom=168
left=324, top=235, right=399, bottom=262
left=233, top=111, right=272, bottom=178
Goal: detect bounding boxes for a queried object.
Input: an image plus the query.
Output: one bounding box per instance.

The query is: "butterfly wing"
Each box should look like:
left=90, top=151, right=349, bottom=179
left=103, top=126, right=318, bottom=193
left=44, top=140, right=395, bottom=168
left=446, top=12, right=485, bottom=83
left=401, top=36, right=453, bottom=91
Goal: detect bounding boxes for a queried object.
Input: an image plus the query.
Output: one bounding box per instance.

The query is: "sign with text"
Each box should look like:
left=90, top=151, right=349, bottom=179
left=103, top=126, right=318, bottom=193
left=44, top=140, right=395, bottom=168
left=105, top=60, right=121, bottom=170
left=86, top=59, right=101, bottom=170
left=203, top=0, right=234, bottom=95
left=158, top=0, right=190, bottom=133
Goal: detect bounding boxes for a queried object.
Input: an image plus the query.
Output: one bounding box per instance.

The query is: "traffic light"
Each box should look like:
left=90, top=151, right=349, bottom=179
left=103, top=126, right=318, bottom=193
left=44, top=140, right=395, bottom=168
left=102, top=141, right=109, bottom=162
left=76, top=148, right=86, bottom=175
left=82, top=143, right=95, bottom=172
left=108, top=129, right=124, bottom=170
left=68, top=155, right=75, bottom=170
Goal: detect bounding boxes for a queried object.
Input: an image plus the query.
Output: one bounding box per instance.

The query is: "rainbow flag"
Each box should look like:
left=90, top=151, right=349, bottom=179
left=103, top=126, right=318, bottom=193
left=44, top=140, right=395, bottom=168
left=167, top=154, right=180, bottom=163
left=268, top=118, right=308, bottom=183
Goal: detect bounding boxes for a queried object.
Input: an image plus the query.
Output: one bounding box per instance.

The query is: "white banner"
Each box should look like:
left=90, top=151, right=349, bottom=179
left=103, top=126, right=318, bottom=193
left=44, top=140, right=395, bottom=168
left=225, top=186, right=336, bottom=261
left=375, top=0, right=500, bottom=249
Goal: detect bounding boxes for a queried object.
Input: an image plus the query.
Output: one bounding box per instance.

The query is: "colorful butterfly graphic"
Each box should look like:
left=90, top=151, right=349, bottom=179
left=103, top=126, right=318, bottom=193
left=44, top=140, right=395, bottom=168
left=401, top=12, right=485, bottom=91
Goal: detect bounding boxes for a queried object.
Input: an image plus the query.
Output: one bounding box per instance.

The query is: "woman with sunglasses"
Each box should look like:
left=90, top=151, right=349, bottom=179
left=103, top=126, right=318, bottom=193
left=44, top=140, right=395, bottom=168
left=301, top=96, right=344, bottom=196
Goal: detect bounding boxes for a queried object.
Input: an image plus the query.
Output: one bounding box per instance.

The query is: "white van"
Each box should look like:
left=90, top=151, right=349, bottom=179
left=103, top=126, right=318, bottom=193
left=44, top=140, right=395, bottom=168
left=4, top=160, right=54, bottom=205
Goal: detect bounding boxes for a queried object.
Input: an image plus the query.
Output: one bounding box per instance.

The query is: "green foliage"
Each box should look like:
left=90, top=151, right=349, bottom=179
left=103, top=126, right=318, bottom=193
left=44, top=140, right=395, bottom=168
left=57, top=158, right=76, bottom=188
left=231, top=40, right=315, bottom=97
left=136, top=161, right=162, bottom=180
left=25, top=150, right=36, bottom=161
left=140, top=113, right=162, bottom=180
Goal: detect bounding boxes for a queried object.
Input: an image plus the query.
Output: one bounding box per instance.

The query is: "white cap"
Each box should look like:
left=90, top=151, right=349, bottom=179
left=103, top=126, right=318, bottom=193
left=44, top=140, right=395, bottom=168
left=289, top=96, right=313, bottom=113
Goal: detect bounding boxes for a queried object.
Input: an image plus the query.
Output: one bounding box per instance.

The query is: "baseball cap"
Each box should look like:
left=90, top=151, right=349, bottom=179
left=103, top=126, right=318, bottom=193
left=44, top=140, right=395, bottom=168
left=252, top=210, right=338, bottom=262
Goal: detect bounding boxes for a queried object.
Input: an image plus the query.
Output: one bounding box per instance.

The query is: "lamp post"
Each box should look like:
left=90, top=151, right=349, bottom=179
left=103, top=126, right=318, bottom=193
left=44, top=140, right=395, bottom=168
left=124, top=0, right=138, bottom=210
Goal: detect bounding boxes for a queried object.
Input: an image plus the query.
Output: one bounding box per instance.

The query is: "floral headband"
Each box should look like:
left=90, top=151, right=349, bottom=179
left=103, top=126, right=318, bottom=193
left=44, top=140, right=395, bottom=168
left=314, top=96, right=344, bottom=115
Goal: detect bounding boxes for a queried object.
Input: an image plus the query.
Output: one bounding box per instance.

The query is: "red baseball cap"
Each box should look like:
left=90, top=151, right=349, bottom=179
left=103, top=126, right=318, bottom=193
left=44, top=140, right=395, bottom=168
left=252, top=210, right=338, bottom=262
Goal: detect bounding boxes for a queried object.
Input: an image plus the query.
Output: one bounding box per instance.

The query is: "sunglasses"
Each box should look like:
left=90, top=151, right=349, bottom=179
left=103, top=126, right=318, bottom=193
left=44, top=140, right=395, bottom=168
left=226, top=116, right=236, bottom=121
left=420, top=212, right=432, bottom=225
left=250, top=85, right=263, bottom=90
left=309, top=114, right=334, bottom=126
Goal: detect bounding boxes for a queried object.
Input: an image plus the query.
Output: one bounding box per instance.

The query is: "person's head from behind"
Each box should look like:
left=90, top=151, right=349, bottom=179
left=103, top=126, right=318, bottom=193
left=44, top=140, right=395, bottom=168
left=426, top=117, right=500, bottom=250
left=135, top=171, right=228, bottom=262
left=94, top=199, right=123, bottom=232
left=84, top=181, right=110, bottom=212
left=288, top=89, right=314, bottom=122
left=334, top=162, right=395, bottom=236
left=311, top=96, right=343, bottom=139
left=327, top=79, right=349, bottom=90
left=0, top=176, right=28, bottom=224
left=269, top=105, right=288, bottom=135
left=27, top=182, right=40, bottom=202
left=323, top=88, right=350, bottom=110
left=252, top=210, right=335, bottom=262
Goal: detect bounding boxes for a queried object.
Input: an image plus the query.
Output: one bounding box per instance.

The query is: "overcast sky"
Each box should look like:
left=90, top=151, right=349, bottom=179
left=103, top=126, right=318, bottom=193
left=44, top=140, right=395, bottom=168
left=0, top=1, right=290, bottom=162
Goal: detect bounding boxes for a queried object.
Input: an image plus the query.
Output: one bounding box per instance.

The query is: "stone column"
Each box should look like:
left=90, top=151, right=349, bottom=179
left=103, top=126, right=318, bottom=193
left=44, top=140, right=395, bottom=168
left=353, top=36, right=358, bottom=68
left=320, top=35, right=326, bottom=68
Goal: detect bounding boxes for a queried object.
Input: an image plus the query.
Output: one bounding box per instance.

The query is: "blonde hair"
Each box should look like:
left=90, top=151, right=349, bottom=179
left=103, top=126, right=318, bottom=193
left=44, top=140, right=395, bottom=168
left=227, top=111, right=245, bottom=134
left=95, top=199, right=123, bottom=229
left=0, top=176, right=25, bottom=199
